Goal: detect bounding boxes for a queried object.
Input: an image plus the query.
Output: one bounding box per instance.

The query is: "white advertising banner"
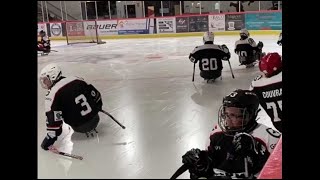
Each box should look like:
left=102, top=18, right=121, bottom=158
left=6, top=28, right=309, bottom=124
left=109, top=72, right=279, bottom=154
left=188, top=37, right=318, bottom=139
left=49, top=23, right=63, bottom=37
left=208, top=14, right=225, bottom=32
left=156, top=17, right=176, bottom=33
left=37, top=23, right=48, bottom=35
left=96, top=20, right=118, bottom=35
left=117, top=19, right=153, bottom=34
left=83, top=20, right=119, bottom=36
left=83, top=21, right=96, bottom=37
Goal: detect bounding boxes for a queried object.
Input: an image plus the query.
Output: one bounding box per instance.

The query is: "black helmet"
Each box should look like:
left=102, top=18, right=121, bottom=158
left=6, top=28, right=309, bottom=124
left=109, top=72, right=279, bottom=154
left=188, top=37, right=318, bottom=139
left=218, top=89, right=259, bottom=136
left=39, top=30, right=46, bottom=37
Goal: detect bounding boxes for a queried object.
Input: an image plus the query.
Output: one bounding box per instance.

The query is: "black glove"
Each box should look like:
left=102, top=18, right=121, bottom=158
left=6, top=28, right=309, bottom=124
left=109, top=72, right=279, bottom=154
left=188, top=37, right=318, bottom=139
left=189, top=53, right=197, bottom=63
left=232, top=132, right=258, bottom=158
left=182, top=149, right=213, bottom=179
left=277, top=40, right=282, bottom=46
left=221, top=44, right=229, bottom=52
left=182, top=148, right=201, bottom=166
left=41, top=135, right=57, bottom=150
left=257, top=41, right=264, bottom=49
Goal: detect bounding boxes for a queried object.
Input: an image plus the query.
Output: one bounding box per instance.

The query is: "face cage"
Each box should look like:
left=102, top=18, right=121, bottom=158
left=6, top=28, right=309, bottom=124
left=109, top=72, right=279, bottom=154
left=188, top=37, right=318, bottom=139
left=218, top=105, right=250, bottom=136
left=240, top=33, right=248, bottom=39
left=39, top=76, right=52, bottom=89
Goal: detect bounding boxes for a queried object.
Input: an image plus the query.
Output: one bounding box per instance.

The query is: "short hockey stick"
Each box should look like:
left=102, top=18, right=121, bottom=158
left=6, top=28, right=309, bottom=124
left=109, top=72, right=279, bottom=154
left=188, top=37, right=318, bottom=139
left=100, top=109, right=126, bottom=129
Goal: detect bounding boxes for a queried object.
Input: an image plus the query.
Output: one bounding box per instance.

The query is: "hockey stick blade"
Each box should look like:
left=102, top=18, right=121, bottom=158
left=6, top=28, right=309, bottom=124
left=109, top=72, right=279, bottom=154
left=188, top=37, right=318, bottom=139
left=100, top=110, right=126, bottom=129
left=51, top=150, right=83, bottom=160
left=170, top=164, right=189, bottom=179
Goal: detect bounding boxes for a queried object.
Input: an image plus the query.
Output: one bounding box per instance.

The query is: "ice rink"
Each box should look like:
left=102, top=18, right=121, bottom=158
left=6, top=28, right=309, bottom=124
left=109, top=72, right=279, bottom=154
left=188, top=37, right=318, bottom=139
left=37, top=34, right=281, bottom=179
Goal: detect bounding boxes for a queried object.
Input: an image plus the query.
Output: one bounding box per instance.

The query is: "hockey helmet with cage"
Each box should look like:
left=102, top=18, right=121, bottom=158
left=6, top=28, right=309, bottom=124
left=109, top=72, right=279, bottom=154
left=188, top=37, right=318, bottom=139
left=240, top=29, right=249, bottom=40
left=203, top=31, right=214, bottom=44
left=39, top=63, right=62, bottom=89
left=259, top=52, right=282, bottom=77
left=39, top=30, right=46, bottom=37
left=218, top=89, right=259, bottom=136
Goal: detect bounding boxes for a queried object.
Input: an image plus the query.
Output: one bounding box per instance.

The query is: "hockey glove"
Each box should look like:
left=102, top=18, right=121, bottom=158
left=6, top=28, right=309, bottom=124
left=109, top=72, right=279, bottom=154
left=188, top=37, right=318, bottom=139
left=232, top=132, right=258, bottom=158
left=189, top=53, right=197, bottom=63
left=182, top=148, right=213, bottom=179
left=257, top=41, right=264, bottom=50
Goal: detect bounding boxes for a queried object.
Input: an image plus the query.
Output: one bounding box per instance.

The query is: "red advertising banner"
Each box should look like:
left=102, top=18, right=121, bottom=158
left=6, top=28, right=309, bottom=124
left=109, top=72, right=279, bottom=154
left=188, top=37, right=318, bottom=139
left=66, top=22, right=85, bottom=36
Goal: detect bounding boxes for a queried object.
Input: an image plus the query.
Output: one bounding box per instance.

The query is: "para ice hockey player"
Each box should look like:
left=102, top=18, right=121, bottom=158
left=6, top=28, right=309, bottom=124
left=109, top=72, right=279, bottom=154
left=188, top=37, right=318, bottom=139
left=189, top=31, right=231, bottom=83
left=249, top=52, right=282, bottom=133
left=171, top=89, right=280, bottom=179
left=39, top=63, right=103, bottom=151
left=277, top=32, right=282, bottom=46
left=38, top=30, right=51, bottom=54
left=234, top=29, right=264, bottom=68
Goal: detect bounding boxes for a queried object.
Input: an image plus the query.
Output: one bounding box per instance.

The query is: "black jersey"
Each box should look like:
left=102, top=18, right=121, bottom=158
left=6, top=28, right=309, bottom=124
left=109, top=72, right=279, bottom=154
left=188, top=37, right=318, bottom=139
left=45, top=76, right=102, bottom=138
left=206, top=124, right=280, bottom=177
left=234, top=38, right=258, bottom=63
left=190, top=44, right=230, bottom=72
left=249, top=72, right=282, bottom=132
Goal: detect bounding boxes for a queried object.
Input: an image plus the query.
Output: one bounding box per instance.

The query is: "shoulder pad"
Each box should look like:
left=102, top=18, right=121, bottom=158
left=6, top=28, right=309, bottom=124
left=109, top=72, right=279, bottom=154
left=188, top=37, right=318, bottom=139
left=248, top=38, right=255, bottom=45
left=266, top=128, right=282, bottom=138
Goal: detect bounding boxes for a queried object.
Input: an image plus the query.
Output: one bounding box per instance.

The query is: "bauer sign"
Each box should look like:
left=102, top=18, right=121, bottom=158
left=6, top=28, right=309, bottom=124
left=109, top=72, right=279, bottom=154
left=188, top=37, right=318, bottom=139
left=86, top=20, right=118, bottom=35
left=157, top=17, right=176, bottom=33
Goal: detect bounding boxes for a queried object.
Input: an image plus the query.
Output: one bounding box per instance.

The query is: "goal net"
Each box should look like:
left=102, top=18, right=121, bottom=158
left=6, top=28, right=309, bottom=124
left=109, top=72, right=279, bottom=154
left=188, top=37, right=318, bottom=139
left=65, top=20, right=106, bottom=45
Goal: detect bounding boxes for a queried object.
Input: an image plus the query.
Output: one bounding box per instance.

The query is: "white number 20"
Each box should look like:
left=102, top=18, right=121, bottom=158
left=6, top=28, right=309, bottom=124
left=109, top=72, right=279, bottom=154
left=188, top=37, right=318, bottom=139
left=75, top=94, right=92, bottom=116
left=202, top=58, right=218, bottom=70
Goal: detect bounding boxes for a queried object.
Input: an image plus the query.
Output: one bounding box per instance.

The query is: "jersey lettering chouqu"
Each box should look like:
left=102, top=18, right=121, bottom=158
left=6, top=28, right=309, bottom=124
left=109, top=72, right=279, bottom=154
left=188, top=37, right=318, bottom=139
left=249, top=72, right=282, bottom=132
left=205, top=124, right=280, bottom=177
left=190, top=44, right=230, bottom=72
left=45, top=76, right=100, bottom=139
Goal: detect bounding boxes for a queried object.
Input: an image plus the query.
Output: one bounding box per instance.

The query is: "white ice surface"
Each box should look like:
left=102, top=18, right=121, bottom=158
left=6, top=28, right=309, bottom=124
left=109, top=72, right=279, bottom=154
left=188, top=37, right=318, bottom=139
left=38, top=35, right=281, bottom=179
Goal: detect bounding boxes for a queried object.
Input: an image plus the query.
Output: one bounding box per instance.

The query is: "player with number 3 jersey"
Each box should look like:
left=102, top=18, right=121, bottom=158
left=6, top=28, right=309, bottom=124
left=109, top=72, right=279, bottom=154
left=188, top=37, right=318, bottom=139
left=39, top=63, right=103, bottom=151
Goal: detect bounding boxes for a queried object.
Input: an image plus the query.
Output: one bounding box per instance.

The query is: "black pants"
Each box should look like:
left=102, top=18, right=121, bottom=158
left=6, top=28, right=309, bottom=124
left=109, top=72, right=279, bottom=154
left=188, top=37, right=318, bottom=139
left=72, top=114, right=100, bottom=133
left=239, top=51, right=263, bottom=65
left=200, top=70, right=222, bottom=80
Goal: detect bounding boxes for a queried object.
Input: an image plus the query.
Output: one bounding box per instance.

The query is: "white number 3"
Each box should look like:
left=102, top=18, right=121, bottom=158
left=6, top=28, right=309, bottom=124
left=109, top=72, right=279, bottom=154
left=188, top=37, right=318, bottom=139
left=75, top=94, right=92, bottom=116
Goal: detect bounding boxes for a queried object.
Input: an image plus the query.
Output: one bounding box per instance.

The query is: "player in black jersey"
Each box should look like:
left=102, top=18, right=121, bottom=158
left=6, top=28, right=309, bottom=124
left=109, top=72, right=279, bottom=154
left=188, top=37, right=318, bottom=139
left=234, top=29, right=264, bottom=68
left=39, top=63, right=103, bottom=151
left=189, top=31, right=231, bottom=83
left=249, top=52, right=282, bottom=133
left=277, top=32, right=282, bottom=46
left=38, top=30, right=51, bottom=54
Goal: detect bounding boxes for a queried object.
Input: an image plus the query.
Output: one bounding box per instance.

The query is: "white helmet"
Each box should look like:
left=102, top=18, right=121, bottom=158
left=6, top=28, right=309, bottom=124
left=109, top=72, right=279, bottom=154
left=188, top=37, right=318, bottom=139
left=39, top=63, right=62, bottom=89
left=240, top=29, right=249, bottom=39
left=203, top=31, right=214, bottom=44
